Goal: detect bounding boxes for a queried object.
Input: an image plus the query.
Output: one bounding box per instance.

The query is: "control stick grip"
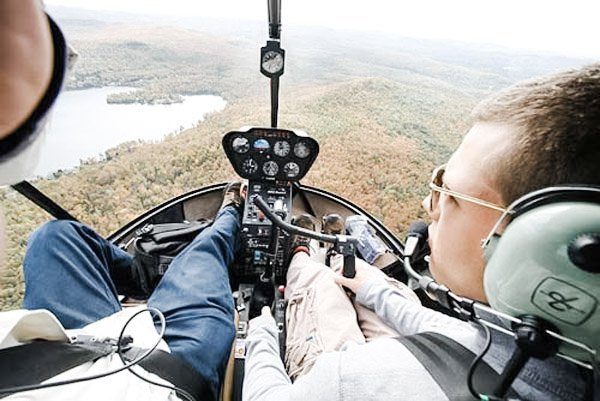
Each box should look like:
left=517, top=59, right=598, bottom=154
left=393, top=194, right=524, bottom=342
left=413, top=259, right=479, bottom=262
left=343, top=254, right=356, bottom=278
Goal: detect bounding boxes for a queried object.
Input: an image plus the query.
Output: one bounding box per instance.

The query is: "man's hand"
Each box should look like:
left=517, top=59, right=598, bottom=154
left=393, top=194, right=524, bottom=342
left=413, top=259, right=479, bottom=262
left=248, top=306, right=276, bottom=331
left=260, top=306, right=273, bottom=319
left=333, top=262, right=381, bottom=294
left=0, top=0, right=53, bottom=139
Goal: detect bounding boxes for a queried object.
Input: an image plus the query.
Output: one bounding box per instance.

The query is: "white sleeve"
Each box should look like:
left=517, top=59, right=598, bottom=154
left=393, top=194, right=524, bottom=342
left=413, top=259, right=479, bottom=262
left=243, top=313, right=292, bottom=401
left=355, top=277, right=468, bottom=336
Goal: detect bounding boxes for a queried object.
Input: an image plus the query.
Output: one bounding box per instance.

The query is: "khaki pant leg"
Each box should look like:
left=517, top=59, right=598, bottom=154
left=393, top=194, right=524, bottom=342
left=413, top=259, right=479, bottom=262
left=330, top=255, right=421, bottom=341
left=284, top=252, right=365, bottom=380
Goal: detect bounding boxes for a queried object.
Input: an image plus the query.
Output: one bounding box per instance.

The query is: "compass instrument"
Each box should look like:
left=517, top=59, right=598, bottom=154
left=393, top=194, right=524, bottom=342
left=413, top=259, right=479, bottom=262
left=261, top=0, right=285, bottom=128
left=262, top=50, right=284, bottom=75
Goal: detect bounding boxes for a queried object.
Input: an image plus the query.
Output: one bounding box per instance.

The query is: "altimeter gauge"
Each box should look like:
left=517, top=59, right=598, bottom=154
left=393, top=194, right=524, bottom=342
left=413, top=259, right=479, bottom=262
left=273, top=140, right=290, bottom=157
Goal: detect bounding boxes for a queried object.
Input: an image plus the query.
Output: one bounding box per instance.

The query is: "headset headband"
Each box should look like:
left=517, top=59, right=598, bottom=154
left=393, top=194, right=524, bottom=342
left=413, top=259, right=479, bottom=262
left=482, top=185, right=600, bottom=249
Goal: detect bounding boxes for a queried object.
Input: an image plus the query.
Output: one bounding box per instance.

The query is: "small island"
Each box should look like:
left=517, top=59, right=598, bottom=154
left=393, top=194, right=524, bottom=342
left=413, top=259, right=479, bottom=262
left=106, top=90, right=184, bottom=105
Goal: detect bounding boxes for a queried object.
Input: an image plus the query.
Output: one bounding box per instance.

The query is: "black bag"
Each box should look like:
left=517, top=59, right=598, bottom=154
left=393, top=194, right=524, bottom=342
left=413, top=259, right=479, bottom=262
left=131, top=219, right=212, bottom=297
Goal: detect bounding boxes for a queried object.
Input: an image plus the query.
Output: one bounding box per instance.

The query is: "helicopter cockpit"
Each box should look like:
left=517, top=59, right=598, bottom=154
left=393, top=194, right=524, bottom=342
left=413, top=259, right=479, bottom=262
left=3, top=1, right=599, bottom=401
left=105, top=128, right=412, bottom=401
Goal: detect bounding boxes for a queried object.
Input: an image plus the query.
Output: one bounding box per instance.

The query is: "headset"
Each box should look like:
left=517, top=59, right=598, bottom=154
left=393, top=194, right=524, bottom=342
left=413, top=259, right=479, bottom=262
left=483, top=185, right=600, bottom=367
left=404, top=185, right=600, bottom=399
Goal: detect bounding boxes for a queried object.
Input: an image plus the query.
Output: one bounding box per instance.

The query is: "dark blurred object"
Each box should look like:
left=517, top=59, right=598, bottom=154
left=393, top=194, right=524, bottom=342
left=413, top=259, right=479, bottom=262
left=249, top=278, right=275, bottom=320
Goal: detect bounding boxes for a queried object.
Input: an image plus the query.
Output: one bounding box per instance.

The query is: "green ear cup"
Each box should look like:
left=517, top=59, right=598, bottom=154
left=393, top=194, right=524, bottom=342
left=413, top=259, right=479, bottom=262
left=484, top=202, right=600, bottom=363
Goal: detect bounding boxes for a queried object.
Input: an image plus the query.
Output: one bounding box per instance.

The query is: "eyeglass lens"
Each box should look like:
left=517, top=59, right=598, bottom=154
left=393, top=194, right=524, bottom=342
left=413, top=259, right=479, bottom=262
left=429, top=166, right=444, bottom=212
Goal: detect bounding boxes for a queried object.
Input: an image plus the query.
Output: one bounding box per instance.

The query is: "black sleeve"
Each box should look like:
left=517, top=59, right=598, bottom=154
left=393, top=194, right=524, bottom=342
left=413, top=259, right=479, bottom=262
left=0, top=15, right=68, bottom=163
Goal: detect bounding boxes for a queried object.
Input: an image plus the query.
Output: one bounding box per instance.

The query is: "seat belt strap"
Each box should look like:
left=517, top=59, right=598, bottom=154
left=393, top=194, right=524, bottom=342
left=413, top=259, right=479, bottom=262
left=0, top=341, right=215, bottom=401
left=232, top=319, right=248, bottom=401
left=397, top=332, right=520, bottom=401
left=0, top=341, right=114, bottom=398
left=122, top=347, right=215, bottom=401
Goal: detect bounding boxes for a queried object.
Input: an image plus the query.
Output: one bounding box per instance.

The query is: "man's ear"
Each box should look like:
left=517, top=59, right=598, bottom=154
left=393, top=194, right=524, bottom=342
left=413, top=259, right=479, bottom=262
left=0, top=1, right=54, bottom=140
left=494, top=215, right=512, bottom=235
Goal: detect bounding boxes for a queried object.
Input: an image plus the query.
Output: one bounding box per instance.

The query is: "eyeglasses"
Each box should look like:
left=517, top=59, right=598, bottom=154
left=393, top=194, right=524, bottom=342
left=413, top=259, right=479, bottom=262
left=428, top=164, right=513, bottom=214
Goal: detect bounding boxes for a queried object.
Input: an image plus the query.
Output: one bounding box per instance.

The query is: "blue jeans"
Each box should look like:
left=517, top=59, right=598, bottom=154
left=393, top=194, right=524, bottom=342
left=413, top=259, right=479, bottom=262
left=22, top=206, right=239, bottom=397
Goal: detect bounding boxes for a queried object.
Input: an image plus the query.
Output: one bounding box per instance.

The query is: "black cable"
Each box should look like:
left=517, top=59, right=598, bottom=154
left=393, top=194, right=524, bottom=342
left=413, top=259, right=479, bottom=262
left=580, top=364, right=594, bottom=401
left=467, top=319, right=502, bottom=401
left=116, top=309, right=196, bottom=401
left=592, top=357, right=600, bottom=401
left=0, top=308, right=168, bottom=397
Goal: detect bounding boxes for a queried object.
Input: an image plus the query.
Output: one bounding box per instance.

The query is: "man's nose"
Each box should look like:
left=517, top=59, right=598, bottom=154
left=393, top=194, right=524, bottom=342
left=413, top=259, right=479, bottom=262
left=422, top=194, right=440, bottom=221
left=422, top=194, right=431, bottom=214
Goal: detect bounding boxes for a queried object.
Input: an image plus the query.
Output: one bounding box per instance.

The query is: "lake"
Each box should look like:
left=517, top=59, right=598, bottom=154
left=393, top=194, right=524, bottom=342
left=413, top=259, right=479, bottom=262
left=35, top=87, right=226, bottom=176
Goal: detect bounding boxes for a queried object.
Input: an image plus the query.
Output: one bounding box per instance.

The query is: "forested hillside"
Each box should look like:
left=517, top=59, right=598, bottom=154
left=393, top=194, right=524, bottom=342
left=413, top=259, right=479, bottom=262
left=0, top=8, right=587, bottom=309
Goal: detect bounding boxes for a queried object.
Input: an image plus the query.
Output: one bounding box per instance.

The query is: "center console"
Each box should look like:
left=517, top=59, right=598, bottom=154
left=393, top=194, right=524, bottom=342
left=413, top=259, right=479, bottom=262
left=240, top=181, right=291, bottom=282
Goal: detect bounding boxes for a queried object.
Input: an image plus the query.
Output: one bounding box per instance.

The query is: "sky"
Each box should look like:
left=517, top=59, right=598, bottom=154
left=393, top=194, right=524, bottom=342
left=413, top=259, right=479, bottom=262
left=45, top=0, right=600, bottom=59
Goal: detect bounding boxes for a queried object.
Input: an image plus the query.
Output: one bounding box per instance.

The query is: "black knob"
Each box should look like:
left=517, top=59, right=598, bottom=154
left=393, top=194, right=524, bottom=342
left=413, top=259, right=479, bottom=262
left=568, top=233, right=600, bottom=273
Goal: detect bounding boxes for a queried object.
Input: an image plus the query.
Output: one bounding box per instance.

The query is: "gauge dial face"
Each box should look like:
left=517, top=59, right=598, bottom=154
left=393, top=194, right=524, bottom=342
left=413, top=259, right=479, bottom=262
left=242, top=158, right=258, bottom=175
left=262, top=51, right=284, bottom=74
left=262, top=161, right=279, bottom=176
left=253, top=139, right=270, bottom=151
left=232, top=136, right=249, bottom=154
left=283, top=162, right=300, bottom=178
left=273, top=140, right=290, bottom=157
left=294, top=141, right=311, bottom=159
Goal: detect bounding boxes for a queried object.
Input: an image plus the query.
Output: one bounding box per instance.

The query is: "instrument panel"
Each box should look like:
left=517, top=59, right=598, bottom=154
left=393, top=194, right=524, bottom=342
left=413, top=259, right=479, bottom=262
left=223, top=127, right=319, bottom=182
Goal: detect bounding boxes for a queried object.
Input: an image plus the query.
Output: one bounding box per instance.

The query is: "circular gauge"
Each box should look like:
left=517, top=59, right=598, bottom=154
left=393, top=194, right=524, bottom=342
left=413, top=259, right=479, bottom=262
left=294, top=141, right=311, bottom=159
left=232, top=136, right=249, bottom=154
left=262, top=161, right=279, bottom=177
left=262, top=51, right=284, bottom=74
left=283, top=162, right=300, bottom=178
left=254, top=139, right=270, bottom=151
left=273, top=141, right=290, bottom=157
left=242, top=158, right=258, bottom=175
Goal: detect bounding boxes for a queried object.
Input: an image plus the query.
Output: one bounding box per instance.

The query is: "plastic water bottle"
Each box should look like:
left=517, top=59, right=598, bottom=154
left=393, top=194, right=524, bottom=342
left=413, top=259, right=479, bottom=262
left=345, top=215, right=388, bottom=264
